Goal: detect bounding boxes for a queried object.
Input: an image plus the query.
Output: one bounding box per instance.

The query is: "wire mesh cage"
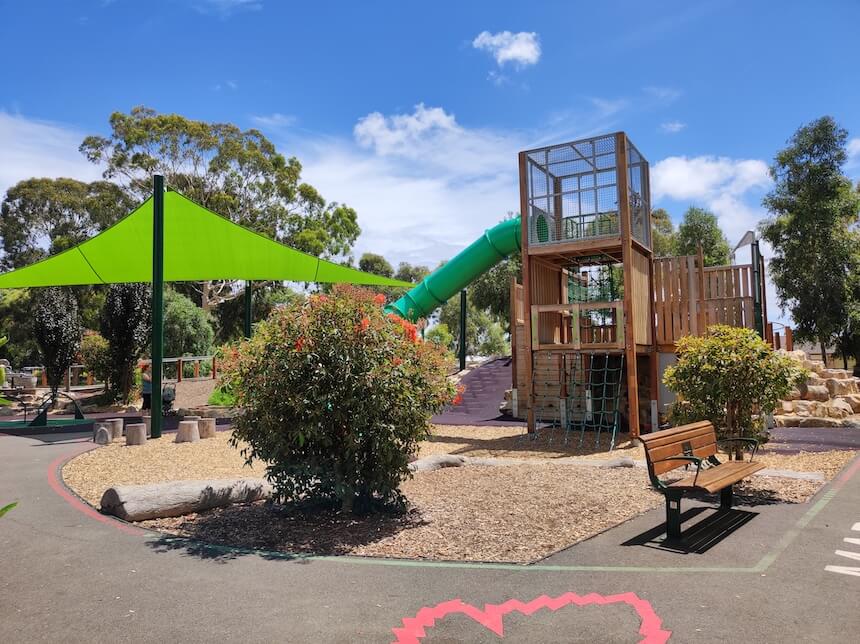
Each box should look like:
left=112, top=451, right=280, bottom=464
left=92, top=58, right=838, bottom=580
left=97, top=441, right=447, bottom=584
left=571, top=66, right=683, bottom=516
left=524, top=133, right=650, bottom=249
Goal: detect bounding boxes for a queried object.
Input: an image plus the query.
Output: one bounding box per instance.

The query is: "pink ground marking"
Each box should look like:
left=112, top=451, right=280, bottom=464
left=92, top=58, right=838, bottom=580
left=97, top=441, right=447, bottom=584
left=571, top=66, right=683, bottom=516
left=45, top=443, right=145, bottom=536
left=392, top=591, right=671, bottom=643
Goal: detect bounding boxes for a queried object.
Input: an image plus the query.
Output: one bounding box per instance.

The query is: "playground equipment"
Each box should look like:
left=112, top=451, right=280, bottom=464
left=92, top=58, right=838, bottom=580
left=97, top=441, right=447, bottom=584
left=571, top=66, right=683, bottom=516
left=392, top=131, right=774, bottom=443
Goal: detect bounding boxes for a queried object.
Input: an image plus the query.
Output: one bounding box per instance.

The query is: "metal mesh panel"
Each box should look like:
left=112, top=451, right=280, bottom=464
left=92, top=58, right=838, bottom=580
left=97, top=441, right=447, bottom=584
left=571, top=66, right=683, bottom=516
left=525, top=134, right=620, bottom=246
left=626, top=139, right=651, bottom=248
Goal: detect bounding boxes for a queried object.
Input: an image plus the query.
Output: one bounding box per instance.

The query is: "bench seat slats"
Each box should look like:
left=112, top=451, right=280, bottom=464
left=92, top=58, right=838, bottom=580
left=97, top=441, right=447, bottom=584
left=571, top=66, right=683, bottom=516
left=668, top=461, right=765, bottom=493
left=639, top=423, right=714, bottom=450
left=648, top=435, right=718, bottom=474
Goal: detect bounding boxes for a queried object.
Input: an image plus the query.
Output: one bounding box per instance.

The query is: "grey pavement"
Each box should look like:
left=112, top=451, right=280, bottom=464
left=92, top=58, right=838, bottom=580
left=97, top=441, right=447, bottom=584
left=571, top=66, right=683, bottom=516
left=1, top=430, right=859, bottom=643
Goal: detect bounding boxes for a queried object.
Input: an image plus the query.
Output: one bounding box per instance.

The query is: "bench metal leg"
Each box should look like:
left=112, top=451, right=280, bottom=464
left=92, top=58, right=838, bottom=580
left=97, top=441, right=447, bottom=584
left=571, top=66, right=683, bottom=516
left=720, top=485, right=733, bottom=510
left=665, top=491, right=683, bottom=540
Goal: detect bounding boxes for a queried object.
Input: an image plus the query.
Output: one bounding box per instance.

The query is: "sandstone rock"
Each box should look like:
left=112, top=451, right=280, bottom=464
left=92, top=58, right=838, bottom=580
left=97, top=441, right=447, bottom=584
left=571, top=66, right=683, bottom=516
left=126, top=423, right=147, bottom=445
left=409, top=454, right=467, bottom=472
left=93, top=425, right=112, bottom=445
left=780, top=401, right=794, bottom=414
left=0, top=407, right=15, bottom=417
left=798, top=416, right=843, bottom=428
left=805, top=374, right=825, bottom=387
left=800, top=383, right=829, bottom=401
left=825, top=378, right=857, bottom=396
left=175, top=420, right=200, bottom=443
left=198, top=417, right=217, bottom=439
left=784, top=388, right=801, bottom=401
left=838, top=394, right=860, bottom=413
left=100, top=478, right=272, bottom=522
left=792, top=400, right=823, bottom=416
left=820, top=368, right=850, bottom=380
left=773, top=415, right=801, bottom=427
left=824, top=398, right=854, bottom=419
left=802, top=359, right=825, bottom=374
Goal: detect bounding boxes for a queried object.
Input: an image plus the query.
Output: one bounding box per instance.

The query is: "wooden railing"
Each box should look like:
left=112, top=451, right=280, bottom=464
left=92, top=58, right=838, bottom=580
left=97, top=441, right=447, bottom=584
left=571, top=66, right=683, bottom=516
left=530, top=301, right=624, bottom=351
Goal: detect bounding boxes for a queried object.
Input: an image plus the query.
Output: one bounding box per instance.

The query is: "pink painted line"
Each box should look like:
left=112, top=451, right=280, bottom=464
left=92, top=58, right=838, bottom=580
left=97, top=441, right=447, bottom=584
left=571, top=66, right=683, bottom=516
left=46, top=446, right=145, bottom=536
left=391, top=592, right=671, bottom=643
left=831, top=455, right=860, bottom=491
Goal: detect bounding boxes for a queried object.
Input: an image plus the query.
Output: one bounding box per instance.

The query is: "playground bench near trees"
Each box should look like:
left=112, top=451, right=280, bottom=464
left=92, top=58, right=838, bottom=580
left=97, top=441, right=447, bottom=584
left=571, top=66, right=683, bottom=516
left=641, top=421, right=764, bottom=540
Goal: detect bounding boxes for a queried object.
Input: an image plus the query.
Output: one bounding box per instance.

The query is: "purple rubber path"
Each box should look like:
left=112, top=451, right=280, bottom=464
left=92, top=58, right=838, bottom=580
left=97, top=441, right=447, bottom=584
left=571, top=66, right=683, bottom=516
left=432, top=357, right=524, bottom=426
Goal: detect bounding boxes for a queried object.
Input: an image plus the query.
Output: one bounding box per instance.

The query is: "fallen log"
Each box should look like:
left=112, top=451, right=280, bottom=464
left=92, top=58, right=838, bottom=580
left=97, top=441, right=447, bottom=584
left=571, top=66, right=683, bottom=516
left=100, top=478, right=271, bottom=521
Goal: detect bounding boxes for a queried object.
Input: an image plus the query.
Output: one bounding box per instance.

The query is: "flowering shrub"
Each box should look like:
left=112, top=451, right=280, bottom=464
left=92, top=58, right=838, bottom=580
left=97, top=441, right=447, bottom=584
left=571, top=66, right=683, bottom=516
left=222, top=285, right=457, bottom=513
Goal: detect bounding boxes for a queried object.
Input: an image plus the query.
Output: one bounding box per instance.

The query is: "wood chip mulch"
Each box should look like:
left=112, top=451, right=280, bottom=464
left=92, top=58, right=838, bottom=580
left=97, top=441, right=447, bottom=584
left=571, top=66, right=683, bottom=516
left=63, top=425, right=858, bottom=564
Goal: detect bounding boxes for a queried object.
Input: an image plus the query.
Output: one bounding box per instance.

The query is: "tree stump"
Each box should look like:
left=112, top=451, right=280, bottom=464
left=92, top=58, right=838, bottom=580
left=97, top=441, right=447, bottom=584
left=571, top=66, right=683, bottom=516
left=126, top=423, right=147, bottom=445
left=142, top=416, right=152, bottom=437
left=199, top=417, right=217, bottom=439
left=175, top=420, right=200, bottom=443
left=107, top=418, right=124, bottom=441
left=183, top=415, right=201, bottom=422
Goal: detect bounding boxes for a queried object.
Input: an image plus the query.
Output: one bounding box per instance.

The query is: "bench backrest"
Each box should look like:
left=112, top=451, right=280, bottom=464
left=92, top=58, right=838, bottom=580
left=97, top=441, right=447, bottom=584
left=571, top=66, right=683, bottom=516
left=640, top=421, right=717, bottom=475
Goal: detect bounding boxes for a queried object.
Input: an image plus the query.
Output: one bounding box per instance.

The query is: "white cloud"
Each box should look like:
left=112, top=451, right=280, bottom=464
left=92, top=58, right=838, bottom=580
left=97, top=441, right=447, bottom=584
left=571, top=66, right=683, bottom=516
left=353, top=103, right=520, bottom=177
left=472, top=31, right=541, bottom=68
left=651, top=155, right=771, bottom=243
left=192, top=0, right=262, bottom=17
left=251, top=113, right=296, bottom=129
left=0, top=112, right=100, bottom=200
left=660, top=120, right=686, bottom=134
left=644, top=86, right=682, bottom=103
left=847, top=137, right=860, bottom=165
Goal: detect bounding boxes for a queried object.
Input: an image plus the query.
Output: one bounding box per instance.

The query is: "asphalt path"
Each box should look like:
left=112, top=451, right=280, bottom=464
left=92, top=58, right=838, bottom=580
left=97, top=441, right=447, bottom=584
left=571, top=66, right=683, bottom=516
left=1, top=430, right=859, bottom=642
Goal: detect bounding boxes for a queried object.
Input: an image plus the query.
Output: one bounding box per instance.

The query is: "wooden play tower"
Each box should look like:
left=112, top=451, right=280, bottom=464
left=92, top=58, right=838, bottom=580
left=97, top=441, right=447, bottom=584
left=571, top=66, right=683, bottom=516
left=514, top=132, right=653, bottom=441
left=509, top=132, right=775, bottom=443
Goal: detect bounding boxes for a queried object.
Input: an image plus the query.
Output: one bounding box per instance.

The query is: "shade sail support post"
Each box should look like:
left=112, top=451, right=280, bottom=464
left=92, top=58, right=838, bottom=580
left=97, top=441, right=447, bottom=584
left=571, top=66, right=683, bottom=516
left=244, top=281, right=253, bottom=338
left=150, top=176, right=165, bottom=439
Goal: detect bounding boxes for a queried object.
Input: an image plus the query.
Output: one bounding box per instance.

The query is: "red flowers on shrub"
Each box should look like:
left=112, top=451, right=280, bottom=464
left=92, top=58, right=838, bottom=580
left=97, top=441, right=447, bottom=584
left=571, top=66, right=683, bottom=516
left=221, top=284, right=458, bottom=514
left=373, top=293, right=386, bottom=305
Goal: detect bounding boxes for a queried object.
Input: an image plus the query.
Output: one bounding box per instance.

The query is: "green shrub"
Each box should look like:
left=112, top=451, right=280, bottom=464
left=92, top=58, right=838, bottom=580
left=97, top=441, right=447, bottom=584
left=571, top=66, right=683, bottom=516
left=164, top=288, right=214, bottom=357
left=207, top=385, right=236, bottom=407
left=222, top=285, right=457, bottom=514
left=664, top=325, right=806, bottom=444
left=80, top=332, right=111, bottom=386
left=425, top=322, right=454, bottom=348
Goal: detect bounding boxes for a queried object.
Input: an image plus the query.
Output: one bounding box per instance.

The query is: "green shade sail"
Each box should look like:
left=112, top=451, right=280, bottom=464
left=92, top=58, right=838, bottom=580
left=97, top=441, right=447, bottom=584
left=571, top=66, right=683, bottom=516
left=0, top=191, right=412, bottom=289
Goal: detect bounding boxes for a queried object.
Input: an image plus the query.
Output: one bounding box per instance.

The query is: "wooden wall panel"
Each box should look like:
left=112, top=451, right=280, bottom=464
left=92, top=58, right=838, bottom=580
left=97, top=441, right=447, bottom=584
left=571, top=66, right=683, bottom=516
left=632, top=249, right=652, bottom=345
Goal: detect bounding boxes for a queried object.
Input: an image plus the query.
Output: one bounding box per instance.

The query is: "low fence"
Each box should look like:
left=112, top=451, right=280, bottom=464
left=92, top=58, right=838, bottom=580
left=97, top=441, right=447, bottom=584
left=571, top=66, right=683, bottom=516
left=20, top=355, right=217, bottom=390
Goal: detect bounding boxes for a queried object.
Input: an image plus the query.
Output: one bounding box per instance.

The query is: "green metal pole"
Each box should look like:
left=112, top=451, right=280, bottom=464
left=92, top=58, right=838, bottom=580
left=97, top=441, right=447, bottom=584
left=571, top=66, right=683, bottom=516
left=751, top=240, right=764, bottom=338
left=243, top=281, right=253, bottom=338
left=150, top=175, right=165, bottom=439
left=459, top=289, right=467, bottom=371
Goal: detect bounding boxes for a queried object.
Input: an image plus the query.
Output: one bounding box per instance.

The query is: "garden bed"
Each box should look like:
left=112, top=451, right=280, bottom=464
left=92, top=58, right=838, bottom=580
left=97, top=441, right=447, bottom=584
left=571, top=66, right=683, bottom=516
left=62, top=427, right=857, bottom=563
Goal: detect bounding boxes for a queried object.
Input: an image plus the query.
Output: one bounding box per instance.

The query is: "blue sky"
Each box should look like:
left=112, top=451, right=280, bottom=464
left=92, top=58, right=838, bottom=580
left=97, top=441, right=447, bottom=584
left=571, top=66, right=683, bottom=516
left=2, top=0, right=860, bottom=324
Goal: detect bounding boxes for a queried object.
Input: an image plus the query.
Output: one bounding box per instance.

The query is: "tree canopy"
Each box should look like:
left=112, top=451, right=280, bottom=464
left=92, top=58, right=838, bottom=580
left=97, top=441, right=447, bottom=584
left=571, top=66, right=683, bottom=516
left=0, top=178, right=133, bottom=270
left=759, top=116, right=860, bottom=361
left=676, top=206, right=730, bottom=266
left=32, top=288, right=81, bottom=397
left=358, top=253, right=394, bottom=278
left=650, top=208, right=678, bottom=258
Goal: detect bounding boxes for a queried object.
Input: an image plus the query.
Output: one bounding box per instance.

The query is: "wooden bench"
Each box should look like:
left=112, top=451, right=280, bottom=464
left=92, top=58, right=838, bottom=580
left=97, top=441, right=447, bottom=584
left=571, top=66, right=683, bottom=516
left=640, top=421, right=764, bottom=540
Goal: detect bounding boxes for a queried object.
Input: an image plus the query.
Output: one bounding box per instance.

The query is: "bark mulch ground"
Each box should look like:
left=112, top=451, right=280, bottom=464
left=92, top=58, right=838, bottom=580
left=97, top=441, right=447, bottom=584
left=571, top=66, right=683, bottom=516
left=63, top=426, right=857, bottom=563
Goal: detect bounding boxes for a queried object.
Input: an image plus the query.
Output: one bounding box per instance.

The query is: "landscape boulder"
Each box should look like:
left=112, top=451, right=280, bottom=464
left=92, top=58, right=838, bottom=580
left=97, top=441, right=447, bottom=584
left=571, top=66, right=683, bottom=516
left=800, top=384, right=830, bottom=402
left=93, top=425, right=112, bottom=445
left=100, top=478, right=272, bottom=521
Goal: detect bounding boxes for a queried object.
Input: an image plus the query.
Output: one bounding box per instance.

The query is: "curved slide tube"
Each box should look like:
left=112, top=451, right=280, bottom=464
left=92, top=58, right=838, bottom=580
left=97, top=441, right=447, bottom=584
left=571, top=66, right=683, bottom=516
left=386, top=216, right=521, bottom=321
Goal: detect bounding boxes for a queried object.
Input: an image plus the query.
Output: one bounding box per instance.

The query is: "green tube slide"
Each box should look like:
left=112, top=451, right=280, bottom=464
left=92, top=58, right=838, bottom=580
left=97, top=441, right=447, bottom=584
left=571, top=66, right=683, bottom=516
left=386, top=216, right=521, bottom=321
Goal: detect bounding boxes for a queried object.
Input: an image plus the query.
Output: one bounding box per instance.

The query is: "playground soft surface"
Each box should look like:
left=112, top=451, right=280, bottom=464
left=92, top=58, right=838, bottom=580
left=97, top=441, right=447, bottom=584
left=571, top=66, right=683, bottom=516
left=63, top=427, right=856, bottom=563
